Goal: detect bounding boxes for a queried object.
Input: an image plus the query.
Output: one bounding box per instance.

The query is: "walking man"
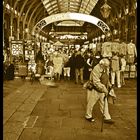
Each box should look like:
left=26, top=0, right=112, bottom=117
left=85, top=58, right=114, bottom=124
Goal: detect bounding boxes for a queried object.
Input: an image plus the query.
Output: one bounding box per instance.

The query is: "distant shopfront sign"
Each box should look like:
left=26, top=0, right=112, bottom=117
left=11, top=40, right=23, bottom=56
left=33, top=13, right=110, bottom=34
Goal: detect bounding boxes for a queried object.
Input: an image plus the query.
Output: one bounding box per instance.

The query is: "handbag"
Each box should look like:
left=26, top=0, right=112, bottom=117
left=83, top=80, right=94, bottom=90
left=83, top=80, right=100, bottom=91
left=83, top=80, right=104, bottom=92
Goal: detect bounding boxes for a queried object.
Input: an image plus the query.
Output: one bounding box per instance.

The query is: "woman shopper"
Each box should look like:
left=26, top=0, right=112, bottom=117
left=52, top=51, right=63, bottom=81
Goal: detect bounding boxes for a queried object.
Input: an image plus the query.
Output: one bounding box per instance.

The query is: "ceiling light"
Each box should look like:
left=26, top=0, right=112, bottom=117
left=49, top=24, right=57, bottom=38
left=6, top=4, right=10, bottom=10
left=100, top=0, right=111, bottom=19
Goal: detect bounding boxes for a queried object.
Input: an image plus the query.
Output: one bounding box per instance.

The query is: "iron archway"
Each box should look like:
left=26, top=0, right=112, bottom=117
left=32, top=13, right=110, bottom=35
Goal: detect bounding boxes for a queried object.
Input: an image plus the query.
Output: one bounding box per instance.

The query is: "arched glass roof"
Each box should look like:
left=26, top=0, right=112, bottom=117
left=41, top=0, right=99, bottom=26
left=42, top=0, right=99, bottom=14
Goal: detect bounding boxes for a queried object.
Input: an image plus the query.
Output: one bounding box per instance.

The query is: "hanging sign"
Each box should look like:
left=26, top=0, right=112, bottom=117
left=33, top=13, right=110, bottom=34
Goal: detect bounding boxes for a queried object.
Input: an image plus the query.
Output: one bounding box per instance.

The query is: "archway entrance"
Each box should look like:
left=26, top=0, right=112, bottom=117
left=32, top=12, right=110, bottom=34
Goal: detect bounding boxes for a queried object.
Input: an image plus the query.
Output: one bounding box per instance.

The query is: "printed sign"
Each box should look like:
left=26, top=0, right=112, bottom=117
left=11, top=40, right=23, bottom=56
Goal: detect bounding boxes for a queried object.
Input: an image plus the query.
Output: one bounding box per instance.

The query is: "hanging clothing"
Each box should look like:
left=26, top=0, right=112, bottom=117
left=101, top=42, right=112, bottom=57
left=126, top=55, right=135, bottom=64
left=126, top=42, right=137, bottom=64
left=127, top=42, right=137, bottom=57
left=111, top=42, right=120, bottom=53
left=130, top=65, right=136, bottom=71
left=119, top=42, right=127, bottom=56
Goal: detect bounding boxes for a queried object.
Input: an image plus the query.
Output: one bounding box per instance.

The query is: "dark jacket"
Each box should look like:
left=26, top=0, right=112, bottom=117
left=75, top=54, right=85, bottom=69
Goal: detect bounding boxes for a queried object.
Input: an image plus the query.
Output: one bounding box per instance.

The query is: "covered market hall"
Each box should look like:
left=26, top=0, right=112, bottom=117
left=3, top=0, right=137, bottom=140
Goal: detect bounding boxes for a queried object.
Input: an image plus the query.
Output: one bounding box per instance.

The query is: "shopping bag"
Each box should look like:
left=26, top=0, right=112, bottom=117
left=108, top=88, right=116, bottom=104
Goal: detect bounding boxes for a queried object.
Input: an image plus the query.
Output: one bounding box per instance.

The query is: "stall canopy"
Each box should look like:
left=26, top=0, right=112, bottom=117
left=53, top=41, right=63, bottom=46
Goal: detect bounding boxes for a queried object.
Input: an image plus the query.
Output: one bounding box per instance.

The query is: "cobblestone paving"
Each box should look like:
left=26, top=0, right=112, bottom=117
left=3, top=79, right=136, bottom=140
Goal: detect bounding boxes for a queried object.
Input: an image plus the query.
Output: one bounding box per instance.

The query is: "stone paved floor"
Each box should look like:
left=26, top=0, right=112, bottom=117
left=3, top=78, right=137, bottom=140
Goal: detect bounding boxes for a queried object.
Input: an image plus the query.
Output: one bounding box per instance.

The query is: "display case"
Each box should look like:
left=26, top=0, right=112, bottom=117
left=124, top=64, right=137, bottom=79
left=129, top=64, right=137, bottom=78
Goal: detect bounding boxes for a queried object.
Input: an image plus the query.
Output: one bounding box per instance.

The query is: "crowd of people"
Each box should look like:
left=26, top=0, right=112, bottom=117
left=37, top=47, right=128, bottom=89
left=3, top=43, right=136, bottom=125
left=42, top=48, right=102, bottom=83
left=4, top=39, right=137, bottom=90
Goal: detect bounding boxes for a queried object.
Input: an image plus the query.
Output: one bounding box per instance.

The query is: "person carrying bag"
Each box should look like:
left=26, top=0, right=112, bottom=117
left=84, top=58, right=115, bottom=124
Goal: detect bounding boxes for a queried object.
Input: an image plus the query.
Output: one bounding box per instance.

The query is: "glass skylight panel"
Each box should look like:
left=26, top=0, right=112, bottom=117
left=79, top=0, right=99, bottom=14
left=44, top=3, right=51, bottom=9
left=69, top=9, right=78, bottom=12
left=48, top=9, right=58, bottom=13
left=59, top=1, right=68, bottom=5
left=70, top=0, right=80, bottom=3
left=70, top=2, right=79, bottom=6
left=70, top=5, right=78, bottom=8
left=48, top=7, right=58, bottom=13
left=84, top=9, right=90, bottom=13
left=43, top=0, right=57, bottom=12
left=52, top=5, right=58, bottom=9
left=47, top=6, right=54, bottom=12
left=42, top=0, right=99, bottom=15
left=60, top=0, right=68, bottom=3
left=54, top=11, right=58, bottom=14
left=48, top=4, right=58, bottom=11
left=42, top=0, right=50, bottom=5
left=90, top=0, right=98, bottom=8
left=51, top=1, right=57, bottom=6
left=86, top=4, right=93, bottom=10
left=80, top=2, right=87, bottom=9
left=90, top=1, right=96, bottom=6
left=49, top=9, right=59, bottom=14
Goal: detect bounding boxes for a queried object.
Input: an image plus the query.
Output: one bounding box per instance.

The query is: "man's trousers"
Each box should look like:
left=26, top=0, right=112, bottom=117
left=85, top=89, right=111, bottom=120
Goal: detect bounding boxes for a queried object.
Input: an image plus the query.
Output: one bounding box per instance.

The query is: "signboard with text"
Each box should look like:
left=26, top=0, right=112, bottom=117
left=33, top=13, right=110, bottom=34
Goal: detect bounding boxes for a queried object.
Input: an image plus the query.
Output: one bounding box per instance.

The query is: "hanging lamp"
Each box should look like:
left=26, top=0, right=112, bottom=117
left=100, top=0, right=111, bottom=19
